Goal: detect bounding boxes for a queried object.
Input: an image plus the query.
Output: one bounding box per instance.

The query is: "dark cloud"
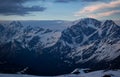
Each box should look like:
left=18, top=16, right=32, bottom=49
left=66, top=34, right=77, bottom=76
left=0, top=0, right=46, bottom=16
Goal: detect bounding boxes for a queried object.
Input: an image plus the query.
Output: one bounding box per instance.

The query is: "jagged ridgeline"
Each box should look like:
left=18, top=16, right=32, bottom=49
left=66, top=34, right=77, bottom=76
left=0, top=18, right=120, bottom=76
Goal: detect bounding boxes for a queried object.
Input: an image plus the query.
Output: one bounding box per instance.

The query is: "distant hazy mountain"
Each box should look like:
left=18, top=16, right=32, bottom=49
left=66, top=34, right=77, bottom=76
left=0, top=18, right=120, bottom=76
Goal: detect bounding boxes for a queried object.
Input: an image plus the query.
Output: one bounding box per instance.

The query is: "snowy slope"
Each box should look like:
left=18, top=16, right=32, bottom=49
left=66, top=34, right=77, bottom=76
left=0, top=70, right=120, bottom=77
left=57, top=70, right=120, bottom=77
left=0, top=74, right=40, bottom=77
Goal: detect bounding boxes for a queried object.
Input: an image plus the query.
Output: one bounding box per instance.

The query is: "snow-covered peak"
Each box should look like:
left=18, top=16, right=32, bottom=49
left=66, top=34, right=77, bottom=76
left=73, top=18, right=101, bottom=28
left=9, top=21, right=23, bottom=28
left=80, top=18, right=100, bottom=23
left=103, top=20, right=116, bottom=27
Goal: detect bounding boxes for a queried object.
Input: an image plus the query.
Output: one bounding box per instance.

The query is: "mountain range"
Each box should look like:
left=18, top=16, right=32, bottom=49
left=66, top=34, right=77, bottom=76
left=0, top=18, right=120, bottom=76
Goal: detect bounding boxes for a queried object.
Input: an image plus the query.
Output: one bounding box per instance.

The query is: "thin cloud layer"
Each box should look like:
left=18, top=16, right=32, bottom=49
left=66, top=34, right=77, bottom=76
left=55, top=0, right=111, bottom=3
left=0, top=0, right=46, bottom=15
left=90, top=10, right=120, bottom=18
left=54, top=0, right=78, bottom=3
left=75, top=0, right=120, bottom=19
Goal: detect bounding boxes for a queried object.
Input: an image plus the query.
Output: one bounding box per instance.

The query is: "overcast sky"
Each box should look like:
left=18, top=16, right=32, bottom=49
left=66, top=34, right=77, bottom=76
left=0, top=0, right=120, bottom=20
